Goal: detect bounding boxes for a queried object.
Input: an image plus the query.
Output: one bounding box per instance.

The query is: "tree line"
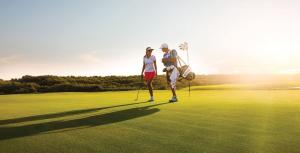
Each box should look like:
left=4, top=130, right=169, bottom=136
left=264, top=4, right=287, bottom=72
left=0, top=74, right=299, bottom=94
left=0, top=75, right=195, bottom=94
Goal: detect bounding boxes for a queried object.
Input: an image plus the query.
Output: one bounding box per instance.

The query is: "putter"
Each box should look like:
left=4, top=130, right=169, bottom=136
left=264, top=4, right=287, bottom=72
left=134, top=81, right=143, bottom=101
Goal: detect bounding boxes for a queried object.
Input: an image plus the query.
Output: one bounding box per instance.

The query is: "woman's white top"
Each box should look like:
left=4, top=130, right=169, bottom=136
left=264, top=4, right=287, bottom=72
left=143, top=55, right=156, bottom=72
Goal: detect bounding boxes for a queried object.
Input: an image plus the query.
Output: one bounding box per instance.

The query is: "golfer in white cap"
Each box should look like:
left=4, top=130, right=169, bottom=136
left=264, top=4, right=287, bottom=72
left=141, top=47, right=157, bottom=102
left=161, top=43, right=180, bottom=102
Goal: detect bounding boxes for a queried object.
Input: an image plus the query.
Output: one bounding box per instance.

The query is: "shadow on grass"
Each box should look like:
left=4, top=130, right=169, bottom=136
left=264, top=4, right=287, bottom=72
left=0, top=101, right=150, bottom=126
left=0, top=102, right=169, bottom=141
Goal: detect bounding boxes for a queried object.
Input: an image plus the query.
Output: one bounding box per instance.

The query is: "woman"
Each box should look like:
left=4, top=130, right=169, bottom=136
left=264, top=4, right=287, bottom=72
left=141, top=47, right=157, bottom=102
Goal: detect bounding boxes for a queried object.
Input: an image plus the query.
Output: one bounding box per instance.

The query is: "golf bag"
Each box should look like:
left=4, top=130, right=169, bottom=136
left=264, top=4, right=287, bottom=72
left=177, top=56, right=195, bottom=81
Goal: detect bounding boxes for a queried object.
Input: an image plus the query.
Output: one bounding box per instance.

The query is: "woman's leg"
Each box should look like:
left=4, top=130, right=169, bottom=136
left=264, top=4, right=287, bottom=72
left=147, top=79, right=153, bottom=97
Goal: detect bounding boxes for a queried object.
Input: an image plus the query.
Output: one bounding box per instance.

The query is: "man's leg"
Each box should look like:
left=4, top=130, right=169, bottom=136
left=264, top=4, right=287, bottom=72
left=167, top=71, right=178, bottom=102
left=169, top=85, right=178, bottom=102
left=169, top=83, right=178, bottom=102
left=166, top=72, right=172, bottom=95
left=171, top=86, right=176, bottom=97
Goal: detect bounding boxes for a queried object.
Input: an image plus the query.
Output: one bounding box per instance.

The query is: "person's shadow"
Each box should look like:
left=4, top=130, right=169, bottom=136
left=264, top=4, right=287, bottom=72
left=0, top=101, right=150, bottom=126
left=0, top=102, right=169, bottom=141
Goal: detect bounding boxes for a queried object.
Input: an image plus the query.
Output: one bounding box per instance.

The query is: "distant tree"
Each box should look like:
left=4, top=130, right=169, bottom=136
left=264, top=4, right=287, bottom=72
left=0, top=82, right=39, bottom=94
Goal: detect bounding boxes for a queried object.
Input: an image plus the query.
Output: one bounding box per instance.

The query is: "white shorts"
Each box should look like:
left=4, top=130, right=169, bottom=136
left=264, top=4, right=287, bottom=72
left=165, top=65, right=179, bottom=89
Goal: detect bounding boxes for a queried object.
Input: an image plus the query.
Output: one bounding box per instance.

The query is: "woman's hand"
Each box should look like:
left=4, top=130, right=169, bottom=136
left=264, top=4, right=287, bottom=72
left=140, top=74, right=143, bottom=81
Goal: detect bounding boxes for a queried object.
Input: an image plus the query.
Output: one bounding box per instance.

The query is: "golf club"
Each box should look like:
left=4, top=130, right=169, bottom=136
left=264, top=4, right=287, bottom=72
left=134, top=88, right=140, bottom=101
left=134, top=81, right=143, bottom=101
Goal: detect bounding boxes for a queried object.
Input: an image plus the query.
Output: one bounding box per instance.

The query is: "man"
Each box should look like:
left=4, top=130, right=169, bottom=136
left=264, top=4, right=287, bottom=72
left=161, top=43, right=180, bottom=102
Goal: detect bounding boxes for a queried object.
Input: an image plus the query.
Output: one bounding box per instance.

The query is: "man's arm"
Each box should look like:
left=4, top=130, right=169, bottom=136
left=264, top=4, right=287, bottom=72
left=169, top=57, right=177, bottom=63
left=162, top=50, right=177, bottom=64
left=162, top=58, right=176, bottom=65
left=170, top=50, right=178, bottom=65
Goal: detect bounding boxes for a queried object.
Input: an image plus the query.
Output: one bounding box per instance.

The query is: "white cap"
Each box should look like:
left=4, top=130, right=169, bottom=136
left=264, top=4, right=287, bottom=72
left=160, top=43, right=168, bottom=49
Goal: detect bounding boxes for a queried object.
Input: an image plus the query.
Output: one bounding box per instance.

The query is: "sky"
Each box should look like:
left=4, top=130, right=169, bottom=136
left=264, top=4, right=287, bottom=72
left=0, top=0, right=300, bottom=80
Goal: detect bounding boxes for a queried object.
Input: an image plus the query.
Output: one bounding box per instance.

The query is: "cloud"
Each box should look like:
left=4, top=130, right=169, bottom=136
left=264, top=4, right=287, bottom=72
left=0, top=55, right=22, bottom=64
left=77, top=51, right=102, bottom=63
left=279, top=68, right=300, bottom=74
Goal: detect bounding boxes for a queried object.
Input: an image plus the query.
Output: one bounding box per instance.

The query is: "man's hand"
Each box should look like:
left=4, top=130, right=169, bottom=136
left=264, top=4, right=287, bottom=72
left=162, top=58, right=168, bottom=63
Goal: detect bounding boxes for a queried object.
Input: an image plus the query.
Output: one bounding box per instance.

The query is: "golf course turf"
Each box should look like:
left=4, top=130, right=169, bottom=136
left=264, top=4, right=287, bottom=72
left=0, top=88, right=299, bottom=153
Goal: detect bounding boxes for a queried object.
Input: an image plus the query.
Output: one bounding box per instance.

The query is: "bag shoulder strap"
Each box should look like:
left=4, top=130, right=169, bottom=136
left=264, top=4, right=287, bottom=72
left=177, top=55, right=187, bottom=66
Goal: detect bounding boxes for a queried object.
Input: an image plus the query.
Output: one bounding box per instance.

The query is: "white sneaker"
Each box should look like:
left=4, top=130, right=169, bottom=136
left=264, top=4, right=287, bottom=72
left=148, top=97, right=154, bottom=102
left=169, top=96, right=178, bottom=103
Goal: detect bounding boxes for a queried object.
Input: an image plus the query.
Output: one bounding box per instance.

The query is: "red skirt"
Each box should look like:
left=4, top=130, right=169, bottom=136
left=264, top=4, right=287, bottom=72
left=144, top=72, right=155, bottom=81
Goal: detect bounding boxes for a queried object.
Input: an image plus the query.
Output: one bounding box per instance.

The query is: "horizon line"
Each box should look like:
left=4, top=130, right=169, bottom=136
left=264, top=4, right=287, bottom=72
left=2, top=73, right=300, bottom=81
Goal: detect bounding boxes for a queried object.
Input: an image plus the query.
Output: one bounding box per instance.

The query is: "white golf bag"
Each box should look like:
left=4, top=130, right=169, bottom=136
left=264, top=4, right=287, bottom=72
left=177, top=56, right=195, bottom=81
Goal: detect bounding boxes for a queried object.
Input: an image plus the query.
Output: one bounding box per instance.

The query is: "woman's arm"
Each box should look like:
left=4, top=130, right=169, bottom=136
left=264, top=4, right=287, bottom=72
left=154, top=61, right=157, bottom=76
left=141, top=63, right=145, bottom=80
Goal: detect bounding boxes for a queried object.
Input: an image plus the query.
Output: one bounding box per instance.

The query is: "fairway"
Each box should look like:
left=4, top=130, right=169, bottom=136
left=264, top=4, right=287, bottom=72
left=0, top=89, right=299, bottom=153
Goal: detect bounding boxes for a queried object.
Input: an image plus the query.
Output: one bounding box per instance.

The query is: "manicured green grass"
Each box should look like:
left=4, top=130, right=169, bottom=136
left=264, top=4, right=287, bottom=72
left=0, top=89, right=299, bottom=153
left=188, top=82, right=300, bottom=90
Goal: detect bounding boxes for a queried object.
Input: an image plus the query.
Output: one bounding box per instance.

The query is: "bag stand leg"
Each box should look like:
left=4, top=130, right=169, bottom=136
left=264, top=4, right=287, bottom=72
left=188, top=81, right=191, bottom=97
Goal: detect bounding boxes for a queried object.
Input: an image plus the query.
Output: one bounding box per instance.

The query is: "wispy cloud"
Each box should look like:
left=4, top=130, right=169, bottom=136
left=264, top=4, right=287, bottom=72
left=0, top=55, right=21, bottom=64
left=279, top=68, right=300, bottom=74
left=77, top=51, right=102, bottom=63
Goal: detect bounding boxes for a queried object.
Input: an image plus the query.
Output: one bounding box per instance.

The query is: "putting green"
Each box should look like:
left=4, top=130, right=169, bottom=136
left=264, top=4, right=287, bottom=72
left=0, top=89, right=299, bottom=153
